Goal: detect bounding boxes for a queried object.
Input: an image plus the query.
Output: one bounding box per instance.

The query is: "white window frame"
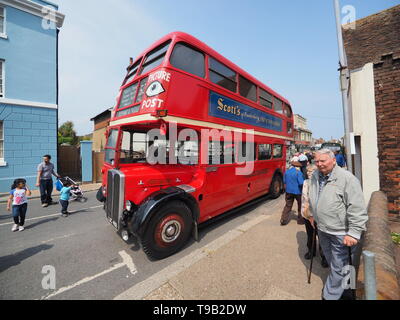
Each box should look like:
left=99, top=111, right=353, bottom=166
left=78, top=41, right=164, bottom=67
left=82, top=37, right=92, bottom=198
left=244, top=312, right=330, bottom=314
left=0, top=60, right=4, bottom=98
left=0, top=121, right=6, bottom=166
left=0, top=5, right=7, bottom=39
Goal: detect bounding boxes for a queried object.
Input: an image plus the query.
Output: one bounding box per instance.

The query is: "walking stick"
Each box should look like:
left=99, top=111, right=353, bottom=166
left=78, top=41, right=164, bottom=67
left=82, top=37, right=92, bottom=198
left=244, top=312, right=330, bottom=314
left=308, top=226, right=317, bottom=284
left=348, top=246, right=356, bottom=300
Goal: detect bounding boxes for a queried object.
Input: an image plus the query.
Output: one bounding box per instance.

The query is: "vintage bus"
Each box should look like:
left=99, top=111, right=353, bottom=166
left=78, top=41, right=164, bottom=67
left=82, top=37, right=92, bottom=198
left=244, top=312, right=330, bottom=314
left=98, top=32, right=294, bottom=259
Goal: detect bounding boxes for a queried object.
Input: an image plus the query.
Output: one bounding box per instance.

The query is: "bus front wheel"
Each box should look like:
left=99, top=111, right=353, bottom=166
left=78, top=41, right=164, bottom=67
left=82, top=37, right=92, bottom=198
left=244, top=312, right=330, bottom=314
left=269, top=175, right=283, bottom=199
left=141, top=201, right=193, bottom=260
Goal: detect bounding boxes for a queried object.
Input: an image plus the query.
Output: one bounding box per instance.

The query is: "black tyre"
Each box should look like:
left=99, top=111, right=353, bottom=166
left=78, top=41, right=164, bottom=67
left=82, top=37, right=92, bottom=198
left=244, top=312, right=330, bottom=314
left=269, top=174, right=283, bottom=199
left=141, top=201, right=193, bottom=260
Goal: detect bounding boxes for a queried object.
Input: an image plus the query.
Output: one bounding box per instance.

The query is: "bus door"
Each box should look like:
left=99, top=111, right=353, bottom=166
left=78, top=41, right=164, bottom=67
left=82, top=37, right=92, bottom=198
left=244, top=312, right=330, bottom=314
left=201, top=141, right=242, bottom=218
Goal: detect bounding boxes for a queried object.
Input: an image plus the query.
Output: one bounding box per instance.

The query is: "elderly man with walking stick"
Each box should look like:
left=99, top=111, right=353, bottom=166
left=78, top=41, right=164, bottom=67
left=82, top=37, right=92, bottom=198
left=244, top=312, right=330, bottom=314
left=307, top=149, right=368, bottom=300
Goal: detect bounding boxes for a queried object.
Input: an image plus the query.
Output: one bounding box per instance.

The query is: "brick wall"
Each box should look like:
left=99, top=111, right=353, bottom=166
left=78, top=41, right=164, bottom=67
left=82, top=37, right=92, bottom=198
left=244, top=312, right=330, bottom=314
left=374, top=54, right=400, bottom=216
left=343, top=5, right=400, bottom=217
left=343, top=5, right=400, bottom=70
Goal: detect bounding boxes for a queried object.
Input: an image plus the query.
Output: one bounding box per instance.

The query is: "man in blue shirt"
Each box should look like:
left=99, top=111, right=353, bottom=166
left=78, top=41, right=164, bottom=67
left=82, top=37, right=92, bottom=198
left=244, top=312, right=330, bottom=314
left=335, top=151, right=346, bottom=168
left=280, top=157, right=305, bottom=226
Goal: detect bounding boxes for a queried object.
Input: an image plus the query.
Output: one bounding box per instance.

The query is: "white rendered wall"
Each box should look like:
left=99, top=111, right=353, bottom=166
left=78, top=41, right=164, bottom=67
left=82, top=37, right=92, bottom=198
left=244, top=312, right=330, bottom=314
left=349, top=63, right=380, bottom=203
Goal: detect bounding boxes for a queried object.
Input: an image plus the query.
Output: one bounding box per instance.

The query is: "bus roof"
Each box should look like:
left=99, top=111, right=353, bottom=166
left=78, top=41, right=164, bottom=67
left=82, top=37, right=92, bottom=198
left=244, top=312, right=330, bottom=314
left=131, top=31, right=291, bottom=106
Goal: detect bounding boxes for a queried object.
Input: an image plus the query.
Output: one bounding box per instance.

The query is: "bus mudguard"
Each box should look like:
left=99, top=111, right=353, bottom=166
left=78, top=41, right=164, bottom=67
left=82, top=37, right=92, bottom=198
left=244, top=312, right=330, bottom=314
left=130, top=186, right=200, bottom=238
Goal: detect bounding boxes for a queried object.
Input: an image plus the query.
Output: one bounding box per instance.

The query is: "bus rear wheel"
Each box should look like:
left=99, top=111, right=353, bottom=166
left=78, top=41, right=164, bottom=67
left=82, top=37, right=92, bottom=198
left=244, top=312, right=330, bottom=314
left=141, top=201, right=193, bottom=260
left=269, top=175, right=283, bottom=199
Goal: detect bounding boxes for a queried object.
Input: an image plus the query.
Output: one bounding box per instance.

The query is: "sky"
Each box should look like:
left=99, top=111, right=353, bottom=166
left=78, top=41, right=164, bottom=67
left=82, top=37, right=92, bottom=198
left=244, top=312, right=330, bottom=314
left=57, top=0, right=400, bottom=140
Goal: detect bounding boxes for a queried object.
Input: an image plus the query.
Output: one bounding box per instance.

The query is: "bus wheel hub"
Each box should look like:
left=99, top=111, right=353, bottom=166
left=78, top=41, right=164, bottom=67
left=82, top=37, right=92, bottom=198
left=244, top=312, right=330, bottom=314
left=161, top=219, right=181, bottom=243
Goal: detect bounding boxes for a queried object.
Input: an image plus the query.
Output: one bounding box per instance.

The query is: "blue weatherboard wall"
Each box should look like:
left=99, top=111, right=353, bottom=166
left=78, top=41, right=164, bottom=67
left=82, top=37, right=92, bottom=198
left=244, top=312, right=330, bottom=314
left=0, top=6, right=57, bottom=103
left=0, top=1, right=62, bottom=192
left=80, top=141, right=93, bottom=183
left=0, top=105, right=57, bottom=191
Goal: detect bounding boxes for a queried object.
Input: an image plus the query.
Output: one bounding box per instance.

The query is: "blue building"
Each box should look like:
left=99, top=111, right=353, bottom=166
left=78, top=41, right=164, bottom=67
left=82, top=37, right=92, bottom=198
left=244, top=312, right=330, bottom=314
left=0, top=0, right=64, bottom=191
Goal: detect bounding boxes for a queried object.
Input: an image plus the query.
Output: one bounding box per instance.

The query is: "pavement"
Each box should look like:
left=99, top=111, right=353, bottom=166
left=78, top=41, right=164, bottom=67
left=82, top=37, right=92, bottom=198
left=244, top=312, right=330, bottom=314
left=116, top=197, right=329, bottom=300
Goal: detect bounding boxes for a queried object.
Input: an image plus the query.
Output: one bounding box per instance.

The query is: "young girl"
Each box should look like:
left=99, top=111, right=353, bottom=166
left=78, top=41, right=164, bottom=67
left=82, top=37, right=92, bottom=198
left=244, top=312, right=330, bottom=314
left=7, top=179, right=32, bottom=232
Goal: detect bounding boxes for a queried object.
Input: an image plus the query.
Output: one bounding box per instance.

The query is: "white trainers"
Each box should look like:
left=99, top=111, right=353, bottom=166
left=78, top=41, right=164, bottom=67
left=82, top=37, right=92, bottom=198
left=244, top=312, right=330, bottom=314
left=19, top=226, right=25, bottom=232
left=12, top=224, right=19, bottom=232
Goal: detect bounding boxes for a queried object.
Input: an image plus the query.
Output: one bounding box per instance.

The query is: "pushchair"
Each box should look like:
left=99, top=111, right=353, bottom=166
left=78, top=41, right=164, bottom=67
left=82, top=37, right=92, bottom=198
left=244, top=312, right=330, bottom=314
left=56, top=176, right=88, bottom=203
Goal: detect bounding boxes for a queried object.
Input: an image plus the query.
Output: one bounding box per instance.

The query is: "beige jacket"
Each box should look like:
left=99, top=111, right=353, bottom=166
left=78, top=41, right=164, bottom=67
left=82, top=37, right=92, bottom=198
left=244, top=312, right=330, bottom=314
left=308, top=165, right=368, bottom=240
left=301, top=179, right=312, bottom=219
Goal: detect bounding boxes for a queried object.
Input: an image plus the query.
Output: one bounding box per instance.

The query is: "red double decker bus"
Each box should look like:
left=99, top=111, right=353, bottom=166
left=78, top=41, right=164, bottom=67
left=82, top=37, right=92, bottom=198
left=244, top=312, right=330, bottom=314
left=98, top=32, right=294, bottom=259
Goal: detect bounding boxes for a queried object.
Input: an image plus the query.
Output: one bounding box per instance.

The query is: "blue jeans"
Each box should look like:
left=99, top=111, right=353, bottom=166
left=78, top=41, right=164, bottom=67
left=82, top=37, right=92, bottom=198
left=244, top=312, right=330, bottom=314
left=12, top=203, right=27, bottom=226
left=318, top=230, right=358, bottom=300
left=59, top=200, right=69, bottom=214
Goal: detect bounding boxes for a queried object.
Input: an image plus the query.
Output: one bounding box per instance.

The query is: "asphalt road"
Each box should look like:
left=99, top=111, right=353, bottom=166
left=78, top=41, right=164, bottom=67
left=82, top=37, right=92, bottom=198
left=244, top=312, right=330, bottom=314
left=0, top=190, right=277, bottom=300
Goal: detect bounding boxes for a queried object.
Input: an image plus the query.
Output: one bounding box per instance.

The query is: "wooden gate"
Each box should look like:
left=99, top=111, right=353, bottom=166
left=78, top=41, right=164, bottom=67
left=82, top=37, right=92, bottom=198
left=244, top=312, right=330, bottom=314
left=93, top=151, right=105, bottom=183
left=58, top=145, right=81, bottom=181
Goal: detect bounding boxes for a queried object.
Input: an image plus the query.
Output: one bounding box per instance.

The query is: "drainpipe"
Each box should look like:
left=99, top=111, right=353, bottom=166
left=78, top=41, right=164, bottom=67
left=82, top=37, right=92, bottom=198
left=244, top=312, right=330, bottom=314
left=56, top=28, right=59, bottom=167
left=333, top=0, right=353, bottom=173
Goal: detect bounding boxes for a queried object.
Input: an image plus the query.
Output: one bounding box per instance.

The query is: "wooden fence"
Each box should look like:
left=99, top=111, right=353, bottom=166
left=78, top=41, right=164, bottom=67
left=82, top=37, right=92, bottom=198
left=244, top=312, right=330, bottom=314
left=58, top=145, right=81, bottom=180
left=93, top=151, right=105, bottom=183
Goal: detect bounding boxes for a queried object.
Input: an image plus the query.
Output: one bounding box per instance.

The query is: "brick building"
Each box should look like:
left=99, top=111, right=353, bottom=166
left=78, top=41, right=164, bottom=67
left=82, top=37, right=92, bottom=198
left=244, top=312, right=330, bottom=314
left=294, top=114, right=312, bottom=152
left=90, top=108, right=112, bottom=152
left=343, top=5, right=400, bottom=216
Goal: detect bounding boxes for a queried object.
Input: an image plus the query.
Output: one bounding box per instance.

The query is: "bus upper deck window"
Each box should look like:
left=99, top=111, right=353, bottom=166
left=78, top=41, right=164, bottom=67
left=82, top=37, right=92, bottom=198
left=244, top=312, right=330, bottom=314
left=209, top=57, right=237, bottom=93
left=284, top=104, right=293, bottom=118
left=239, top=75, right=257, bottom=102
left=139, top=40, right=171, bottom=75
left=123, top=58, right=142, bottom=85
left=170, top=43, right=205, bottom=78
left=274, top=98, right=284, bottom=114
left=259, top=88, right=273, bottom=109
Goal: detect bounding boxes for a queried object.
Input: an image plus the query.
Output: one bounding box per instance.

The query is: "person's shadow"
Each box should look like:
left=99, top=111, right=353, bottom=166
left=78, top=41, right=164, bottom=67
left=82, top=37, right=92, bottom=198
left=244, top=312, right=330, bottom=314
left=296, top=231, right=328, bottom=283
left=0, top=244, right=53, bottom=273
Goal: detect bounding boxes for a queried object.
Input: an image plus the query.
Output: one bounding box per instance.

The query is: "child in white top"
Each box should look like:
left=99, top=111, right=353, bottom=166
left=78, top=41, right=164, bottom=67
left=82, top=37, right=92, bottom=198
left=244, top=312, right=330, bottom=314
left=7, top=179, right=32, bottom=232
